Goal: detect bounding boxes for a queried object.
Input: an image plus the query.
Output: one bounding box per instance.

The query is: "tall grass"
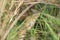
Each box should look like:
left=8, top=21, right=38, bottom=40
left=0, top=0, right=60, bottom=40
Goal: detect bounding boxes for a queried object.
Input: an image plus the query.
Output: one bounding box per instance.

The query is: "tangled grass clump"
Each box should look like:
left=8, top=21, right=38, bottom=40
left=0, top=0, right=60, bottom=40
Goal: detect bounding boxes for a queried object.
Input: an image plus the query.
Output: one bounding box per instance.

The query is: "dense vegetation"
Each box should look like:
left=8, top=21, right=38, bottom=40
left=0, top=0, right=60, bottom=40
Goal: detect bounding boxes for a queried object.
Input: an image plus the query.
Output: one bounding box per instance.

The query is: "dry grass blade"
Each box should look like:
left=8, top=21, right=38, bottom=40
left=0, top=0, right=7, bottom=39
left=9, top=0, right=24, bottom=23
left=24, top=2, right=60, bottom=8
left=9, top=0, right=15, bottom=10
left=58, top=32, right=60, bottom=38
left=1, top=4, right=35, bottom=40
left=18, top=11, right=40, bottom=40
left=0, top=0, right=7, bottom=19
left=25, top=0, right=60, bottom=8
left=0, top=0, right=7, bottom=28
left=15, top=0, right=60, bottom=8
